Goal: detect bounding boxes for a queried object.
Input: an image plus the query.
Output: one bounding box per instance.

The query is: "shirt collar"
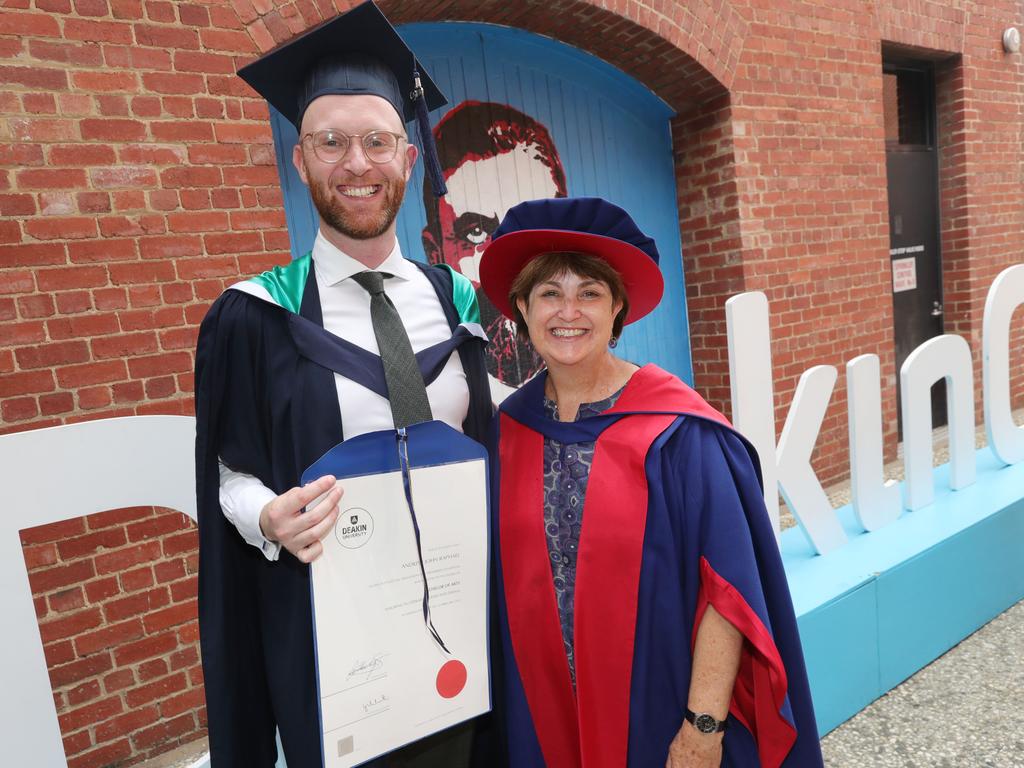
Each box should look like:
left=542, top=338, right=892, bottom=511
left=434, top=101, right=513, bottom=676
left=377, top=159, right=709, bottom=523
left=312, top=230, right=418, bottom=286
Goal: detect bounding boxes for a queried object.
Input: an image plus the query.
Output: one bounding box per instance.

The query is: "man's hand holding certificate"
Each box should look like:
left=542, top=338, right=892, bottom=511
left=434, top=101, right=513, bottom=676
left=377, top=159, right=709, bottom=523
left=302, top=421, right=490, bottom=767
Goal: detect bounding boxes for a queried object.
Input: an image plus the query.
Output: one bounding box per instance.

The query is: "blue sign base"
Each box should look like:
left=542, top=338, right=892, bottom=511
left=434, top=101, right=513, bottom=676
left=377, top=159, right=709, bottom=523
left=783, top=446, right=1024, bottom=734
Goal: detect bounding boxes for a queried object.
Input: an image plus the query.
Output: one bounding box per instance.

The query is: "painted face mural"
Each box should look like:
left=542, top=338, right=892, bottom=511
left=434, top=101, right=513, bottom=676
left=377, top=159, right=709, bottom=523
left=422, top=101, right=568, bottom=395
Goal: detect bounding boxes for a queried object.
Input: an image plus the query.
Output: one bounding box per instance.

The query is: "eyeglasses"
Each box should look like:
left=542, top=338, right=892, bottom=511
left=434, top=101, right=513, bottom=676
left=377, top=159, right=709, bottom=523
left=301, top=130, right=406, bottom=164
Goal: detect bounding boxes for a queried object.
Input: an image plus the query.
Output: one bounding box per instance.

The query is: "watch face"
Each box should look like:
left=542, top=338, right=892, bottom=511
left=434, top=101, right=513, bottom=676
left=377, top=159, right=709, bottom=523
left=694, top=714, right=719, bottom=733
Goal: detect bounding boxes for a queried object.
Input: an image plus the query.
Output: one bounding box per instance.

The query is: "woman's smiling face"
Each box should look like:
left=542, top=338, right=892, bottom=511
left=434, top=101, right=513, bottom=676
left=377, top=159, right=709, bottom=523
left=516, top=270, right=622, bottom=370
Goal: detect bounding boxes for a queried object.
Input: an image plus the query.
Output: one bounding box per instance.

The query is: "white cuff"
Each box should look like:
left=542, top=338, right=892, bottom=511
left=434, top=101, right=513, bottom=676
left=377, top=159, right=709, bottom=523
left=218, top=462, right=282, bottom=561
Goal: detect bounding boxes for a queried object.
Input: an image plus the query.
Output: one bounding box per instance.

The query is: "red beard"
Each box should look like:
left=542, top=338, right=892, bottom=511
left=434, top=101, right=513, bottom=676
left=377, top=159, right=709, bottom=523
left=306, top=162, right=407, bottom=241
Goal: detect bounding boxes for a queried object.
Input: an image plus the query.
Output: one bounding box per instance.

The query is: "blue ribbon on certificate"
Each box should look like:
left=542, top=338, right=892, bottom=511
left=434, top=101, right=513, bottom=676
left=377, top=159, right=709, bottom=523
left=396, top=427, right=450, bottom=654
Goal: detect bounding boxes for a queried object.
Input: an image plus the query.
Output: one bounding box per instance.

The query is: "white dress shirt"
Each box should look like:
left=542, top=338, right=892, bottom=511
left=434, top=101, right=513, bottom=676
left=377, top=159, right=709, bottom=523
left=219, top=232, right=470, bottom=560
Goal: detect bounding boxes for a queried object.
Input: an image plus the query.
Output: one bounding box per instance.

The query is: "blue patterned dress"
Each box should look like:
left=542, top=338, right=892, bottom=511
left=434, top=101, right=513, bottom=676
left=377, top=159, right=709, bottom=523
left=542, top=387, right=624, bottom=686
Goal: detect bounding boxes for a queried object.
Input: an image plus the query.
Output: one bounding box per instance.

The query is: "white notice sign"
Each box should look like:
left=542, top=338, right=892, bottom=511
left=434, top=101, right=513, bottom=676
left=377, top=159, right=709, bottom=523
left=892, top=257, right=917, bottom=293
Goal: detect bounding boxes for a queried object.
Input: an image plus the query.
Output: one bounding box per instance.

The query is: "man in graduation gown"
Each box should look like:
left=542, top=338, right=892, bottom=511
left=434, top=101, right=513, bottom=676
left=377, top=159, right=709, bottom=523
left=193, top=4, right=493, bottom=766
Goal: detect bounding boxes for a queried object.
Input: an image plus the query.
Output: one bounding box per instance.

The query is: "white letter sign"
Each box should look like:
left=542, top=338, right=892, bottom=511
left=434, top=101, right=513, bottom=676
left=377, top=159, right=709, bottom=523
left=727, top=293, right=847, bottom=554
left=0, top=417, right=197, bottom=768
left=900, top=335, right=976, bottom=510
left=847, top=354, right=902, bottom=530
left=776, top=365, right=848, bottom=554
left=983, top=264, right=1024, bottom=465
left=726, top=292, right=781, bottom=536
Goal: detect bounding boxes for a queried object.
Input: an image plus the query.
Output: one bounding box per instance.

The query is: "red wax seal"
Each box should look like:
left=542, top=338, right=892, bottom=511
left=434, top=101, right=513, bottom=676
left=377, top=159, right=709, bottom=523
left=435, top=659, right=467, bottom=699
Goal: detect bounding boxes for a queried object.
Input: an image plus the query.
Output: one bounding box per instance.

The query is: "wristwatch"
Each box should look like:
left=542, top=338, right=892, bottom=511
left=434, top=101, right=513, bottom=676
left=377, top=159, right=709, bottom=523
left=685, top=707, right=728, bottom=734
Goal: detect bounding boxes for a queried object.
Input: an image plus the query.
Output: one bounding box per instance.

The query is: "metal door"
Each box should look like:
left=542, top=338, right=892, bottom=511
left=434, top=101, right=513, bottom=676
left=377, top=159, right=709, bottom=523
left=884, top=64, right=945, bottom=427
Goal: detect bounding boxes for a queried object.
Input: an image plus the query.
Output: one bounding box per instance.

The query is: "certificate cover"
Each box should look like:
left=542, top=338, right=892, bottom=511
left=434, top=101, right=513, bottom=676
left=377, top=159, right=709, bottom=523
left=301, top=421, right=490, bottom=768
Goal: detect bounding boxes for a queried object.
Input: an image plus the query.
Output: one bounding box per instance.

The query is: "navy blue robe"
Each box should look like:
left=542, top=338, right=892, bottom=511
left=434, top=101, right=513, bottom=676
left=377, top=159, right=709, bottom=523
left=194, top=262, right=493, bottom=768
left=491, top=365, right=823, bottom=768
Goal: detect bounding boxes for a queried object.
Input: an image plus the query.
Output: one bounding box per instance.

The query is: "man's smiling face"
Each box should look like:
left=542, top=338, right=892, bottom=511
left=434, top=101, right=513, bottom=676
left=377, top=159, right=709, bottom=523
left=293, top=93, right=417, bottom=242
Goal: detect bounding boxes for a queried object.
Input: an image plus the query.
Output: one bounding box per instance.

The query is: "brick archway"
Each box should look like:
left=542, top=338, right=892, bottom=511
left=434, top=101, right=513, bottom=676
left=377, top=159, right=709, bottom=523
left=237, top=0, right=745, bottom=110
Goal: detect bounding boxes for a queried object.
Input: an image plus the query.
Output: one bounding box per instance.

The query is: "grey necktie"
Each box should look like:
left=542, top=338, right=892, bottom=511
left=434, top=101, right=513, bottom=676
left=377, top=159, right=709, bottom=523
left=350, top=270, right=433, bottom=428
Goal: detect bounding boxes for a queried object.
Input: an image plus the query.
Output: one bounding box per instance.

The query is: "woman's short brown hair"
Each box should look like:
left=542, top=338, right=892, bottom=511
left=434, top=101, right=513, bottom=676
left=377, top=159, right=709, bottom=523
left=508, top=251, right=630, bottom=342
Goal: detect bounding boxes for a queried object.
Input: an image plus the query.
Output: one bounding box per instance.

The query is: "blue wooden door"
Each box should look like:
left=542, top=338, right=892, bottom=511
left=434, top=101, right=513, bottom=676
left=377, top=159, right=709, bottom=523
left=270, top=22, right=692, bottom=385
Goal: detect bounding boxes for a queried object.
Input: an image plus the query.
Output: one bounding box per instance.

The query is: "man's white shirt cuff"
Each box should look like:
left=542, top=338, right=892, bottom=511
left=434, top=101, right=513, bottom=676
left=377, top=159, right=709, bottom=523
left=218, top=462, right=282, bottom=561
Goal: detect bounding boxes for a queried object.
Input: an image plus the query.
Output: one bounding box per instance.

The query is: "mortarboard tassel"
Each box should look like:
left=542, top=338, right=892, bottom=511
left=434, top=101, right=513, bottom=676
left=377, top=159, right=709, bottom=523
left=412, top=65, right=448, bottom=198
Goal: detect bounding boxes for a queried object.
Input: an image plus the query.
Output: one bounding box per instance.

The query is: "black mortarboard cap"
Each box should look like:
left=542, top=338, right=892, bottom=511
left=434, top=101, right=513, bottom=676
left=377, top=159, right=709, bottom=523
left=237, top=0, right=448, bottom=196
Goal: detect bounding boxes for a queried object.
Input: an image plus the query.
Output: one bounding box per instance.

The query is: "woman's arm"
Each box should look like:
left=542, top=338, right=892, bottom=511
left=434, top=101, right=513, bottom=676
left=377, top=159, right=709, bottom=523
left=665, top=605, right=743, bottom=768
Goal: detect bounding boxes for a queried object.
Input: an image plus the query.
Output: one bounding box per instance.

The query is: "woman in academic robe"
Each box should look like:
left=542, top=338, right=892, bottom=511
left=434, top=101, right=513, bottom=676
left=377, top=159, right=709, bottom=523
left=478, top=197, right=824, bottom=768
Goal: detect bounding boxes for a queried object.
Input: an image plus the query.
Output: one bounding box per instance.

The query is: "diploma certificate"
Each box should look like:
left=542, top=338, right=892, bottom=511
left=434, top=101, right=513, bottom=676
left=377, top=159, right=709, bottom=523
left=302, top=422, right=490, bottom=767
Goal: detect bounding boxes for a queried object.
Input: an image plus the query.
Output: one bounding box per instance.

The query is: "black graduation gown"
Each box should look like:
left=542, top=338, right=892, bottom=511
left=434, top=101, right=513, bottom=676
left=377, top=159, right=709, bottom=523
left=194, top=262, right=493, bottom=767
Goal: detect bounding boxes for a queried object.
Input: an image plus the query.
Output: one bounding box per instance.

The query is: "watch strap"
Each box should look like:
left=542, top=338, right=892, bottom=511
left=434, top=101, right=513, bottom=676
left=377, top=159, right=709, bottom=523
left=684, top=707, right=728, bottom=733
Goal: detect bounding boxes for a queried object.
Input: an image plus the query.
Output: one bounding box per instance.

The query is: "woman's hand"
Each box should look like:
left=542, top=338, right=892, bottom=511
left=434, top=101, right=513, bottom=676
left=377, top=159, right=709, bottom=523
left=665, top=722, right=723, bottom=768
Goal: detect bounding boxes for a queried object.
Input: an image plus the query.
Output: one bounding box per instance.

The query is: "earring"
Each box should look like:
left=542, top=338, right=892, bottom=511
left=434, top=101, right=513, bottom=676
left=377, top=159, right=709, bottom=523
left=608, top=336, right=618, bottom=348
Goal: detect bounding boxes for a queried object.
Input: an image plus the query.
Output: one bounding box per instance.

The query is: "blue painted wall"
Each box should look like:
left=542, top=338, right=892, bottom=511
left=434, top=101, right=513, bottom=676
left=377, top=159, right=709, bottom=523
left=270, top=22, right=693, bottom=384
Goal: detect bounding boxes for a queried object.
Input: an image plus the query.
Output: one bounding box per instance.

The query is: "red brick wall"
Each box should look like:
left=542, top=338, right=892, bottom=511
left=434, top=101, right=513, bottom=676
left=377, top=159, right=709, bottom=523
left=926, top=1, right=1024, bottom=420
left=726, top=2, right=896, bottom=482
left=680, top=0, right=1022, bottom=482
left=2, top=0, right=1023, bottom=764
left=2, top=0, right=285, bottom=764
left=674, top=92, right=745, bottom=414
left=23, top=507, right=202, bottom=768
